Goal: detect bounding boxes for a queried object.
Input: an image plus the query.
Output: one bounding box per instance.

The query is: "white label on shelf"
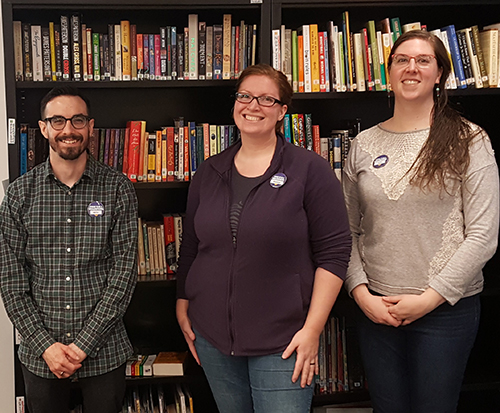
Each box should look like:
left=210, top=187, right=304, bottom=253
left=250, top=0, right=262, bottom=3
left=8, top=118, right=16, bottom=144
left=16, top=396, right=25, bottom=413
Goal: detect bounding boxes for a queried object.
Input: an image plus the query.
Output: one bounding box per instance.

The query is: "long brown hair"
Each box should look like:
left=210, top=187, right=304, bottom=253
left=235, top=64, right=293, bottom=132
left=388, top=30, right=479, bottom=191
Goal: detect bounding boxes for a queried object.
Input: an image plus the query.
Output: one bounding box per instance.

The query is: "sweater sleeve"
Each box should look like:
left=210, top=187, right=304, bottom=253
left=342, top=139, right=370, bottom=294
left=176, top=161, right=206, bottom=299
left=429, top=133, right=499, bottom=304
left=304, top=154, right=352, bottom=280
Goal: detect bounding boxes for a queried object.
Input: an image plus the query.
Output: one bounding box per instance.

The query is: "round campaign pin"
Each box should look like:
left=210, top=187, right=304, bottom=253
left=373, top=155, right=389, bottom=169
left=87, top=201, right=105, bottom=217
left=270, top=172, right=287, bottom=188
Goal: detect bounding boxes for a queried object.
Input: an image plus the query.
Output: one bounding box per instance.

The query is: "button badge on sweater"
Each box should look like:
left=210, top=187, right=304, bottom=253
left=373, top=155, right=389, bottom=168
left=270, top=173, right=287, bottom=188
left=87, top=201, right=105, bottom=217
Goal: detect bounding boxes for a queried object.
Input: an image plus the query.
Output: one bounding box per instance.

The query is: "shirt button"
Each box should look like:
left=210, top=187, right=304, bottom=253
left=66, top=305, right=71, bottom=310
left=66, top=333, right=71, bottom=337
left=67, top=191, right=71, bottom=195
left=66, top=276, right=71, bottom=281
left=66, top=248, right=71, bottom=253
left=67, top=218, right=72, bottom=223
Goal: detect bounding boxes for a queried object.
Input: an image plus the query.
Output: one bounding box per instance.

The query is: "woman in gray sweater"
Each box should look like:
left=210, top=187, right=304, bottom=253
left=343, top=30, right=499, bottom=413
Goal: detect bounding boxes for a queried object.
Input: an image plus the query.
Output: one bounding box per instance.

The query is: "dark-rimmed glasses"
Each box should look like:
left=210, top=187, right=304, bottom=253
left=235, top=92, right=283, bottom=107
left=391, top=54, right=436, bottom=69
left=43, top=114, right=91, bottom=130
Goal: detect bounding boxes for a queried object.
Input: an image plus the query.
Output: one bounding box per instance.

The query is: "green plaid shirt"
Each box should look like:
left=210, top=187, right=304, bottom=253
left=0, top=155, right=138, bottom=379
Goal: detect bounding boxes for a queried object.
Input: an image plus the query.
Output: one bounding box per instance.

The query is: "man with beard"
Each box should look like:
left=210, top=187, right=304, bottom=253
left=0, top=87, right=138, bottom=413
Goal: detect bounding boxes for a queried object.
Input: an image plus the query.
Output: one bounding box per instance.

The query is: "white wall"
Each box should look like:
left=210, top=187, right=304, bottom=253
left=0, top=3, right=16, bottom=412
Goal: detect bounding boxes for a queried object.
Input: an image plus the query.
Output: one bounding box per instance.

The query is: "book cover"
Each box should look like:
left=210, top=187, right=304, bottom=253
left=22, top=23, right=32, bottom=81
left=291, top=30, right=299, bottom=92
left=13, top=21, right=23, bottom=81
left=443, top=25, right=467, bottom=89
left=153, top=352, right=188, bottom=376
left=456, top=29, right=474, bottom=87
left=137, top=217, right=146, bottom=276
left=130, top=24, right=137, bottom=80
left=479, top=28, right=498, bottom=87
left=92, top=32, right=100, bottom=81
left=60, top=16, right=70, bottom=80
left=198, top=22, right=207, bottom=80
left=301, top=25, right=311, bottom=93
left=213, top=24, right=223, bottom=80
left=114, top=25, right=122, bottom=80
left=19, top=124, right=28, bottom=175
left=205, top=25, right=213, bottom=79
left=70, top=14, right=81, bottom=81
left=188, top=14, right=198, bottom=79
left=155, top=130, right=162, bottom=182
left=297, top=34, right=304, bottom=92
left=471, top=25, right=489, bottom=88
left=223, top=14, right=231, bottom=79
left=120, top=20, right=131, bottom=80
left=309, top=24, right=320, bottom=92
left=31, top=25, right=43, bottom=81
left=41, top=27, right=51, bottom=81
left=353, top=32, right=366, bottom=92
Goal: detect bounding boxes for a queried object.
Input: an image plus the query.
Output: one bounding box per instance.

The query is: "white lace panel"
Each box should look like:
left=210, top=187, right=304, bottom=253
left=427, top=195, right=464, bottom=283
left=358, top=126, right=429, bottom=200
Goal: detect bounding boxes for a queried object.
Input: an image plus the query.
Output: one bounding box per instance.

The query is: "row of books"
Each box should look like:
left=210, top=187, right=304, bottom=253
left=273, top=12, right=500, bottom=92
left=13, top=14, right=257, bottom=82
left=123, top=383, right=194, bottom=413
left=126, top=351, right=188, bottom=377
left=91, top=120, right=238, bottom=183
left=137, top=215, right=183, bottom=280
left=315, top=316, right=365, bottom=395
left=19, top=125, right=48, bottom=176
left=19, top=120, right=239, bottom=181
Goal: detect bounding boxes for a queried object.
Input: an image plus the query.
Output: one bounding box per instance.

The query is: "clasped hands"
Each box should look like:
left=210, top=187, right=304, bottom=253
left=42, top=342, right=87, bottom=379
left=354, top=286, right=446, bottom=327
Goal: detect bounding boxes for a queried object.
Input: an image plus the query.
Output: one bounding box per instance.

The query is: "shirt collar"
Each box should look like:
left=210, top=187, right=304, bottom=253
left=43, top=151, right=96, bottom=183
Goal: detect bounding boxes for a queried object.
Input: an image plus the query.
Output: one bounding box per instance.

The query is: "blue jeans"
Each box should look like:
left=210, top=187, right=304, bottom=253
left=357, top=294, right=480, bottom=413
left=194, top=329, right=314, bottom=413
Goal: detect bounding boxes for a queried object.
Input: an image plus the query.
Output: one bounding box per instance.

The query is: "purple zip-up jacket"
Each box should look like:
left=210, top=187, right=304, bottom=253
left=177, top=134, right=351, bottom=356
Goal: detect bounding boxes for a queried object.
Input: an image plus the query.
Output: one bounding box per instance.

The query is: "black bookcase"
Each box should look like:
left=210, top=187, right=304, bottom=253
left=1, top=1, right=271, bottom=412
left=3, top=0, right=500, bottom=412
left=271, top=1, right=500, bottom=410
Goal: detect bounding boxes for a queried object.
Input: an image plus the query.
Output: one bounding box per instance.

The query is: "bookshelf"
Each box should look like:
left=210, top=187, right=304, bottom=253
left=272, top=0, right=500, bottom=411
left=2, top=0, right=270, bottom=411
left=2, top=0, right=500, bottom=411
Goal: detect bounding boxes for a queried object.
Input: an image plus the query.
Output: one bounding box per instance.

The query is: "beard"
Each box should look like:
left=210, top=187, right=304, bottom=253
left=49, top=133, right=89, bottom=161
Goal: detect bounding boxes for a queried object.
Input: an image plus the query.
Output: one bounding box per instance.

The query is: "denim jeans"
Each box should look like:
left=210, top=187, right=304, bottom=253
left=356, top=294, right=480, bottom=413
left=194, top=329, right=314, bottom=413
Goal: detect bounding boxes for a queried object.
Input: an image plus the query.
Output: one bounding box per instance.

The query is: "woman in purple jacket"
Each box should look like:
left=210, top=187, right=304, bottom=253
left=176, top=64, right=351, bottom=413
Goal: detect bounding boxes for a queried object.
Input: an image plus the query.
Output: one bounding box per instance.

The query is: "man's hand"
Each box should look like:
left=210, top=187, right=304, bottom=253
left=42, top=343, right=82, bottom=379
left=68, top=342, right=87, bottom=364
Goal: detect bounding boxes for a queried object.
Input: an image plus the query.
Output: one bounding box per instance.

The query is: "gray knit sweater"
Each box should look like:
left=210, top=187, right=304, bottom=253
left=343, top=123, right=499, bottom=305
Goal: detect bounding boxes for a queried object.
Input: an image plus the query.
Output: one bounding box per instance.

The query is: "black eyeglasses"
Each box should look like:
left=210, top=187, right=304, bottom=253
left=43, top=114, right=91, bottom=130
left=235, top=92, right=283, bottom=107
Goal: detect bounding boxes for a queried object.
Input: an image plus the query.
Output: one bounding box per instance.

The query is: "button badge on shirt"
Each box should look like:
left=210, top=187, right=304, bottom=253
left=270, top=173, right=287, bottom=188
left=87, top=201, right=105, bottom=217
left=373, top=155, right=389, bottom=168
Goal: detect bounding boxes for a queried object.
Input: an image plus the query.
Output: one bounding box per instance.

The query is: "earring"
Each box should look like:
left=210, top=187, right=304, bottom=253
left=435, top=85, right=440, bottom=98
left=387, top=88, right=393, bottom=109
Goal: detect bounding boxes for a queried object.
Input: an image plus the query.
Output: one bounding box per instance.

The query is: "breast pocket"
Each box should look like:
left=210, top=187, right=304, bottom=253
left=77, top=214, right=115, bottom=261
